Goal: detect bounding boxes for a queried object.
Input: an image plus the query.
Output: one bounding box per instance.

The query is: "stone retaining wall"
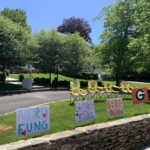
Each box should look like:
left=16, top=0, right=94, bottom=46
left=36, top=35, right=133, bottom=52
left=1, top=114, right=150, bottom=150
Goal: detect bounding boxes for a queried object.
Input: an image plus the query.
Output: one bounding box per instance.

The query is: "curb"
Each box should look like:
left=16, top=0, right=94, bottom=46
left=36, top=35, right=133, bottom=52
left=0, top=88, right=69, bottom=96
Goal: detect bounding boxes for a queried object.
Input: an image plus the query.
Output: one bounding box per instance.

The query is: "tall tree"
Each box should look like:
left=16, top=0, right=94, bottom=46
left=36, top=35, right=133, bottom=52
left=128, top=0, right=150, bottom=76
left=63, top=33, right=90, bottom=80
left=0, top=15, right=30, bottom=80
left=97, top=0, right=135, bottom=85
left=57, top=17, right=92, bottom=44
left=34, top=29, right=64, bottom=85
left=1, top=8, right=28, bottom=27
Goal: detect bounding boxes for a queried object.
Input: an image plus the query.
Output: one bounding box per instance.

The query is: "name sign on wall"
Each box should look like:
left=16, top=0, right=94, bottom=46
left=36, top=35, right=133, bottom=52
left=106, top=98, right=123, bottom=119
left=75, top=100, right=95, bottom=123
left=16, top=106, right=50, bottom=137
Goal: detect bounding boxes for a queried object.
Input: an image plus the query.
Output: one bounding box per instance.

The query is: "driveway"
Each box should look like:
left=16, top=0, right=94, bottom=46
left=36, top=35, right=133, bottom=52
left=0, top=91, right=70, bottom=115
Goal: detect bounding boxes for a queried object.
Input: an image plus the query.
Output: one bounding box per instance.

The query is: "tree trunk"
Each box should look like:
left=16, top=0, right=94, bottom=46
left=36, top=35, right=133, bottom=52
left=49, top=73, right=51, bottom=86
left=2, top=63, right=6, bottom=82
left=115, top=69, right=120, bottom=86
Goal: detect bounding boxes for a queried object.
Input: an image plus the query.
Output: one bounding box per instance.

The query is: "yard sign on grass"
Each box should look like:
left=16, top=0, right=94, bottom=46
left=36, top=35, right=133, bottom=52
left=16, top=106, right=50, bottom=137
left=75, top=100, right=95, bottom=123
left=106, top=98, right=123, bottom=119
left=132, top=87, right=148, bottom=104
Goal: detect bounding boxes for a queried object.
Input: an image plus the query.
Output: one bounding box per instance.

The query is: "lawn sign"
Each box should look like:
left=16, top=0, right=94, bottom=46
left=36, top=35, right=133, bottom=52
left=106, top=98, right=124, bottom=119
left=75, top=100, right=95, bottom=123
left=132, top=87, right=148, bottom=104
left=16, top=106, right=50, bottom=137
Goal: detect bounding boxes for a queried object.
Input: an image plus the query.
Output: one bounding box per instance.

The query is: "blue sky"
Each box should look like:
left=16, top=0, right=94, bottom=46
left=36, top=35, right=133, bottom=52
left=0, top=0, right=116, bottom=45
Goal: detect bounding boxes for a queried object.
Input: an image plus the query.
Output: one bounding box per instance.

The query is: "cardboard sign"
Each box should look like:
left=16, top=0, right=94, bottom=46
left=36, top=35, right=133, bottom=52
left=75, top=100, right=95, bottom=123
left=132, top=87, right=148, bottom=104
left=16, top=106, right=50, bottom=137
left=106, top=98, right=123, bottom=119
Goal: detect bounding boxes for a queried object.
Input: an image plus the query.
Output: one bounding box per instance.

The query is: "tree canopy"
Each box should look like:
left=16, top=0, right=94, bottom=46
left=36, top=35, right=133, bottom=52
left=95, top=0, right=150, bottom=85
left=57, top=17, right=92, bottom=44
left=1, top=8, right=28, bottom=27
left=0, top=15, right=30, bottom=76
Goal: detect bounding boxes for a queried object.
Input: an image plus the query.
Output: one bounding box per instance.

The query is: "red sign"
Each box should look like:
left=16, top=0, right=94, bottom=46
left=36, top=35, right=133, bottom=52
left=132, top=87, right=148, bottom=104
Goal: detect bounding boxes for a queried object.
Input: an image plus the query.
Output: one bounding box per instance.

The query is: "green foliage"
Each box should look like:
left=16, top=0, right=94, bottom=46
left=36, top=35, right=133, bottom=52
left=128, top=0, right=150, bottom=74
left=95, top=0, right=150, bottom=84
left=33, top=29, right=65, bottom=84
left=0, top=15, right=31, bottom=79
left=18, top=74, right=24, bottom=82
left=57, top=17, right=92, bottom=43
left=76, top=72, right=98, bottom=80
left=62, top=33, right=90, bottom=79
left=1, top=8, right=28, bottom=27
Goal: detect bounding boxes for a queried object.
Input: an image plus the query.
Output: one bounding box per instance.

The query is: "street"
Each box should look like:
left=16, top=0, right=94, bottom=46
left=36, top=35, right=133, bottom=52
left=0, top=91, right=70, bottom=115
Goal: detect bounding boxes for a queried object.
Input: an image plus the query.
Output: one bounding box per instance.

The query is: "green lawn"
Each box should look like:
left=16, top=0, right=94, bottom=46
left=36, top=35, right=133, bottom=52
left=0, top=95, right=150, bottom=145
left=9, top=73, right=80, bottom=81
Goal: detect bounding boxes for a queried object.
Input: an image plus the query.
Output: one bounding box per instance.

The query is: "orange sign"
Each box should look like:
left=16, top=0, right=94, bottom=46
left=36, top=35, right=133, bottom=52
left=132, top=87, right=148, bottom=104
left=106, top=98, right=123, bottom=119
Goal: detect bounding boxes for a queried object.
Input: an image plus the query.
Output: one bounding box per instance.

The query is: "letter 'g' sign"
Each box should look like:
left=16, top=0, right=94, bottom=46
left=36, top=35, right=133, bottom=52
left=132, top=87, right=148, bottom=104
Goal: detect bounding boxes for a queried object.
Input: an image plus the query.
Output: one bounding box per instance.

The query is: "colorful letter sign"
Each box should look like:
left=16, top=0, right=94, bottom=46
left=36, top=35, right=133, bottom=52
left=16, top=106, right=50, bottom=137
left=106, top=98, right=123, bottom=119
left=75, top=100, right=95, bottom=123
left=132, top=87, right=148, bottom=104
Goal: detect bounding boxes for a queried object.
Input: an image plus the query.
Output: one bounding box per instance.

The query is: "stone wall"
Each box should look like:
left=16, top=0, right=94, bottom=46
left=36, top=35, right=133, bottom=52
left=1, top=114, right=150, bottom=150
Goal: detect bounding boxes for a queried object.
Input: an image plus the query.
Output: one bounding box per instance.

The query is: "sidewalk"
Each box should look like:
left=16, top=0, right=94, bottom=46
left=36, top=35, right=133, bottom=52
left=0, top=77, right=68, bottom=96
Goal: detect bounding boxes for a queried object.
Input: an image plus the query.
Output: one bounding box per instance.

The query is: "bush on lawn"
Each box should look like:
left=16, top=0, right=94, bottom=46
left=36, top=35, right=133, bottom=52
left=34, top=77, right=50, bottom=85
left=19, top=74, right=24, bottom=82
left=76, top=72, right=98, bottom=80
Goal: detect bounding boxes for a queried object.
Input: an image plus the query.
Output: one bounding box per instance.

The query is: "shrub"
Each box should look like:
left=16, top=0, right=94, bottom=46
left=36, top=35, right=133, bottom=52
left=80, top=81, right=88, bottom=87
left=58, top=80, right=70, bottom=88
left=97, top=81, right=103, bottom=87
left=76, top=72, right=98, bottom=80
left=34, top=77, right=50, bottom=85
left=5, top=70, right=9, bottom=76
left=0, top=73, right=6, bottom=82
left=19, top=74, right=24, bottom=82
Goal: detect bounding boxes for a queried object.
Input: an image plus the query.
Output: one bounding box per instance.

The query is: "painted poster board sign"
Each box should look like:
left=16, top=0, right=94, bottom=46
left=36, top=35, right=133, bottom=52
left=16, top=106, right=50, bottom=137
left=22, top=78, right=32, bottom=90
left=106, top=98, right=123, bottom=119
left=75, top=100, right=95, bottom=123
left=132, top=87, right=148, bottom=104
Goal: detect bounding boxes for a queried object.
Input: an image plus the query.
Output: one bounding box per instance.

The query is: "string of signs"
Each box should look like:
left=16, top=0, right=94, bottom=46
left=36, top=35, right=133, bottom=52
left=16, top=87, right=148, bottom=137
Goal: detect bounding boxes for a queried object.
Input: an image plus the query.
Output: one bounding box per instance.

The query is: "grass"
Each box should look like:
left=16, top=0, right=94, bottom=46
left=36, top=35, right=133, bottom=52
left=1, top=95, right=150, bottom=145
left=9, top=73, right=80, bottom=81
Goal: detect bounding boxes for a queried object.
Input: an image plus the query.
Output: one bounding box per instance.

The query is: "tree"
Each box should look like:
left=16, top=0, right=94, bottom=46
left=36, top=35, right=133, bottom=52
left=57, top=17, right=92, bottom=44
left=1, top=8, right=28, bottom=27
left=96, top=0, right=135, bottom=85
left=62, top=33, right=90, bottom=80
left=0, top=15, right=30, bottom=81
left=34, top=29, right=64, bottom=85
left=128, top=0, right=150, bottom=76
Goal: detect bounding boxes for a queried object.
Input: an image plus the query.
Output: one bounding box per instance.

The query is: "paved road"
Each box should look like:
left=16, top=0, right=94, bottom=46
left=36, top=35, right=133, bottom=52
left=0, top=91, right=70, bottom=115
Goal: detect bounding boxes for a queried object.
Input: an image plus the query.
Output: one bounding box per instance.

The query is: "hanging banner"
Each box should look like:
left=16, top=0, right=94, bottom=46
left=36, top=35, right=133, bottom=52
left=75, top=100, right=95, bottom=123
left=132, top=87, right=148, bottom=104
left=16, top=106, right=50, bottom=137
left=106, top=98, right=123, bottom=119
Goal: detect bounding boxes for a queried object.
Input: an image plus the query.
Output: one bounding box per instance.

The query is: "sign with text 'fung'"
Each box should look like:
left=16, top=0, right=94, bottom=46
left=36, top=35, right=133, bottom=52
left=16, top=106, right=50, bottom=137
left=75, top=100, right=95, bottom=123
left=106, top=98, right=124, bottom=119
